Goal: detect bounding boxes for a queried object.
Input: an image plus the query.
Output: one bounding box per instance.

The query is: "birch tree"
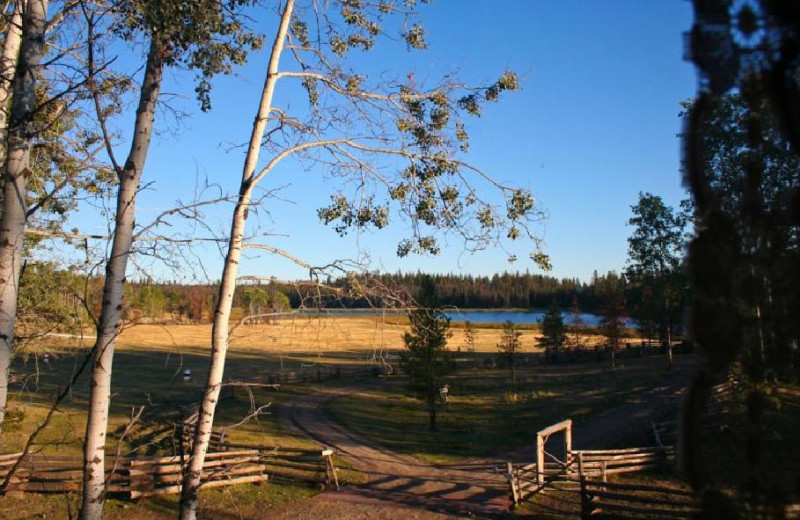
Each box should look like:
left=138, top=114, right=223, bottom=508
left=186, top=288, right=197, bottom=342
left=0, top=0, right=49, bottom=436
left=0, top=1, right=24, bottom=158
left=0, top=0, right=122, bottom=436
left=78, top=2, right=261, bottom=518
left=181, top=1, right=545, bottom=517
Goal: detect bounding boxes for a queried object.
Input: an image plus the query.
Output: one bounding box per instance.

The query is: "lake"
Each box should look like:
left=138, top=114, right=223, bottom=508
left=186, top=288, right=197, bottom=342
left=443, top=310, right=634, bottom=328
left=299, top=308, right=634, bottom=328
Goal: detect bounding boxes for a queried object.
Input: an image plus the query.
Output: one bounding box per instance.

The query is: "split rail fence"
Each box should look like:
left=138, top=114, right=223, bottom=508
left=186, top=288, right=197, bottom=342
left=0, top=446, right=339, bottom=497
left=579, top=478, right=699, bottom=519
left=0, top=450, right=267, bottom=497
left=508, top=446, right=674, bottom=505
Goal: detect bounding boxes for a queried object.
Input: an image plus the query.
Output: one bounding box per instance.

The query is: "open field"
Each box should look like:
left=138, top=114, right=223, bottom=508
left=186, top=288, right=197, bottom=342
left=32, top=314, right=610, bottom=354
left=325, top=354, right=695, bottom=463
left=2, top=316, right=649, bottom=518
left=3, top=316, right=628, bottom=456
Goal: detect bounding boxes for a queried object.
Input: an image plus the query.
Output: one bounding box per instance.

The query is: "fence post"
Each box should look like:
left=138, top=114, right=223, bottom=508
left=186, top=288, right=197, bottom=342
left=536, top=433, right=544, bottom=486
left=506, top=462, right=519, bottom=505
left=321, top=449, right=339, bottom=490
left=601, top=460, right=607, bottom=484
left=565, top=419, right=572, bottom=456
left=579, top=470, right=592, bottom=520
left=658, top=445, right=667, bottom=472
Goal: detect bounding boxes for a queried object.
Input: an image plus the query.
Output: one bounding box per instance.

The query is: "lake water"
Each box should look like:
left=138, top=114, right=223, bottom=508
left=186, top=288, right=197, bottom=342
left=299, top=308, right=633, bottom=328
left=443, top=310, right=632, bottom=328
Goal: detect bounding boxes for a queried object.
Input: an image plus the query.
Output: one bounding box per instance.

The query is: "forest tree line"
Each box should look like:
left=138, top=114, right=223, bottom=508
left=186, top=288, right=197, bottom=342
left=17, top=264, right=641, bottom=329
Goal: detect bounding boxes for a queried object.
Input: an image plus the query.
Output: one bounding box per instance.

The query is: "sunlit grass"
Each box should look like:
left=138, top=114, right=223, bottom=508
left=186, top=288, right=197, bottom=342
left=325, top=356, right=693, bottom=463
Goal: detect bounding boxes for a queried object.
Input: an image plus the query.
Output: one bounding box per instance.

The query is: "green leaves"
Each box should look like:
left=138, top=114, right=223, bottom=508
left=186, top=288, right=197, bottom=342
left=282, top=1, right=547, bottom=269
left=530, top=252, right=552, bottom=271
left=396, top=236, right=439, bottom=256
left=458, top=71, right=520, bottom=116
left=507, top=189, right=534, bottom=220
left=290, top=20, right=310, bottom=46
left=302, top=77, right=319, bottom=106
left=404, top=24, right=427, bottom=49
left=117, top=0, right=264, bottom=111
left=317, top=194, right=389, bottom=236
left=626, top=192, right=687, bottom=277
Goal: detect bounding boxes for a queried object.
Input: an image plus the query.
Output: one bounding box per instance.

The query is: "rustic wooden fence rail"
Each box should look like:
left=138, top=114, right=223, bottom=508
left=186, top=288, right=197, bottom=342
left=571, top=446, right=674, bottom=479
left=0, top=453, right=128, bottom=494
left=129, top=449, right=267, bottom=498
left=0, top=448, right=317, bottom=497
left=259, top=366, right=375, bottom=386
left=508, top=445, right=674, bottom=505
left=579, top=477, right=700, bottom=519
left=205, top=440, right=341, bottom=487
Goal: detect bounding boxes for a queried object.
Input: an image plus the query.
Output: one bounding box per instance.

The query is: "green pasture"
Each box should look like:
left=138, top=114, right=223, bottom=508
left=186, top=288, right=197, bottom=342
left=325, top=355, right=692, bottom=463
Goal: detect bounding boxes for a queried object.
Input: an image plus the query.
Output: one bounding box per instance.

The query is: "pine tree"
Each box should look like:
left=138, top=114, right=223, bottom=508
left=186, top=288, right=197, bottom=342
left=539, top=300, right=566, bottom=362
left=498, top=320, right=522, bottom=384
left=399, top=276, right=453, bottom=432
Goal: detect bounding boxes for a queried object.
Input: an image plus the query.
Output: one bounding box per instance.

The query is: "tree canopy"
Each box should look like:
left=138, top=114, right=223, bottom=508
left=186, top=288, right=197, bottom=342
left=625, top=192, right=690, bottom=356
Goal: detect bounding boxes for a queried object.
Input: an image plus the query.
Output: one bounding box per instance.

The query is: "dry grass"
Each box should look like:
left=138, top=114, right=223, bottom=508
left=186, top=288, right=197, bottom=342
left=5, top=315, right=606, bottom=458
left=91, top=314, right=604, bottom=354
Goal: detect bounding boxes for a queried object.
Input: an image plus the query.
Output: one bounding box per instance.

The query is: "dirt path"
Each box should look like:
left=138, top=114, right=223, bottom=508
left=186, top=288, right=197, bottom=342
left=275, top=383, right=511, bottom=519
left=265, top=355, right=700, bottom=519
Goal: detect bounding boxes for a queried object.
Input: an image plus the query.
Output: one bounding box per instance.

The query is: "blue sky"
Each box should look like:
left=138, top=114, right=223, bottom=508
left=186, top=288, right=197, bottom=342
left=70, top=1, right=697, bottom=284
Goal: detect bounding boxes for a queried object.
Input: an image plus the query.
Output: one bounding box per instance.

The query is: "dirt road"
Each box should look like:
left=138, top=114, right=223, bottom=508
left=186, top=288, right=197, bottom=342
left=276, top=384, right=511, bottom=519
left=266, top=355, right=699, bottom=519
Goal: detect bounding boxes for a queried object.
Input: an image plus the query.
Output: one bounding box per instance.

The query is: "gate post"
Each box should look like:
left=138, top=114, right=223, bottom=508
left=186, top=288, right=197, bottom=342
left=506, top=462, right=519, bottom=504
left=536, top=434, right=544, bottom=486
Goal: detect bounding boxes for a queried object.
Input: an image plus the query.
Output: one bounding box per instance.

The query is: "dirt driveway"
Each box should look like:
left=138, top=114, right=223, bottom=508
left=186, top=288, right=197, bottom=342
left=264, top=355, right=699, bottom=519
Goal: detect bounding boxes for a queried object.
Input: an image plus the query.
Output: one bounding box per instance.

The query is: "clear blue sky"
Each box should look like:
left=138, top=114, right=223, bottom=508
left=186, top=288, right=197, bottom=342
left=69, top=1, right=697, bottom=284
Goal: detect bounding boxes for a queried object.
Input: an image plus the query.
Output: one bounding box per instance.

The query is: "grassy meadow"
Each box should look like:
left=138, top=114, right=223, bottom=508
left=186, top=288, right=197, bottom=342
left=325, top=355, right=693, bottom=463
left=4, top=314, right=570, bottom=454
left=1, top=314, right=637, bottom=518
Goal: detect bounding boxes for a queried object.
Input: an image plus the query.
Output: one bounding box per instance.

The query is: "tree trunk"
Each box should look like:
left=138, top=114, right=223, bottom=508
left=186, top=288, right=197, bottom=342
left=610, top=342, right=616, bottom=370
left=79, top=39, right=163, bottom=520
left=666, top=317, right=673, bottom=370
left=178, top=3, right=294, bottom=519
left=0, top=0, right=24, bottom=149
left=428, top=396, right=437, bottom=432
left=0, top=0, right=47, bottom=437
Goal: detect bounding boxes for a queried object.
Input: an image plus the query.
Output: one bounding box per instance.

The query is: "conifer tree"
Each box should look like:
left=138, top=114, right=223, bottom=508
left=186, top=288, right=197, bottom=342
left=539, top=300, right=566, bottom=362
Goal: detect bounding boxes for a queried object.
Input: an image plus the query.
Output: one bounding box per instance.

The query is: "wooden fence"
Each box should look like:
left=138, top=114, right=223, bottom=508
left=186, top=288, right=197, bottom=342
left=506, top=460, right=573, bottom=504
left=507, top=446, right=673, bottom=505
left=0, top=453, right=127, bottom=494
left=257, top=366, right=375, bottom=386
left=578, top=478, right=800, bottom=519
left=0, top=449, right=273, bottom=498
left=573, top=446, right=674, bottom=479
left=177, top=405, right=341, bottom=488
left=579, top=478, right=700, bottom=519
left=206, top=440, right=340, bottom=487
left=129, top=449, right=268, bottom=498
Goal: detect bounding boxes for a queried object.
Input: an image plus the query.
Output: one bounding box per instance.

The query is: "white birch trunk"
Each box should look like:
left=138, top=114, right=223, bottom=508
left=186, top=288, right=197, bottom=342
left=0, top=0, right=47, bottom=436
left=79, top=39, right=163, bottom=520
left=178, top=2, right=294, bottom=518
left=0, top=1, right=24, bottom=144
